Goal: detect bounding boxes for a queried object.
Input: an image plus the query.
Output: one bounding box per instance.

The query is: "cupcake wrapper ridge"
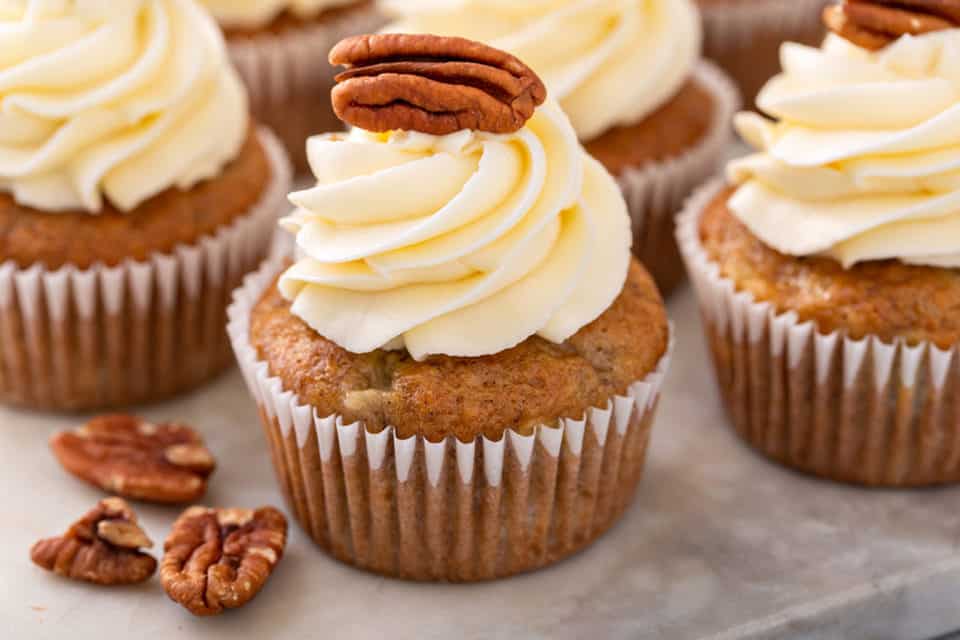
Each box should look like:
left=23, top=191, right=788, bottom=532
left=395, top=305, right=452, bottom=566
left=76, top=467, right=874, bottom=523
left=228, top=256, right=674, bottom=581
left=228, top=4, right=386, bottom=171
left=0, top=128, right=292, bottom=412
left=618, top=61, right=738, bottom=297
left=678, top=178, right=960, bottom=487
left=701, top=0, right=829, bottom=106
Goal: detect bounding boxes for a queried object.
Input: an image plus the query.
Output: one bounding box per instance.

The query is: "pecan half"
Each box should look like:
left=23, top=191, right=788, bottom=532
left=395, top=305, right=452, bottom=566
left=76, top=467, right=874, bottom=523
left=50, top=415, right=216, bottom=504
left=330, top=33, right=547, bottom=136
left=161, top=506, right=288, bottom=616
left=30, top=497, right=156, bottom=585
left=824, top=0, right=960, bottom=50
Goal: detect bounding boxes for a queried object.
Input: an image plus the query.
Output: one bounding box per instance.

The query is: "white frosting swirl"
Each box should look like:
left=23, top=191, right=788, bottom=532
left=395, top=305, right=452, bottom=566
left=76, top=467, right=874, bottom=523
left=382, top=0, right=701, bottom=142
left=199, top=0, right=358, bottom=30
left=729, top=33, right=960, bottom=268
left=0, top=0, right=248, bottom=213
left=278, top=100, right=631, bottom=360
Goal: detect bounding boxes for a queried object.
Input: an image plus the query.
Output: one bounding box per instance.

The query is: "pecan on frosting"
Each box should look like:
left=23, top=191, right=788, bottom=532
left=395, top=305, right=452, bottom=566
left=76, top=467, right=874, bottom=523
left=823, top=0, right=960, bottom=50
left=329, top=33, right=547, bottom=135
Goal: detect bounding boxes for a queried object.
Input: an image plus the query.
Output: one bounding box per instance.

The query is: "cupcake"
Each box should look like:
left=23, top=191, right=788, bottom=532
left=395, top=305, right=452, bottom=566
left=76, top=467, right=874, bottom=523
left=380, top=0, right=738, bottom=295
left=0, top=0, right=291, bottom=411
left=698, top=0, right=829, bottom=107
left=200, top=0, right=385, bottom=172
left=229, top=34, right=673, bottom=580
left=678, top=3, right=960, bottom=487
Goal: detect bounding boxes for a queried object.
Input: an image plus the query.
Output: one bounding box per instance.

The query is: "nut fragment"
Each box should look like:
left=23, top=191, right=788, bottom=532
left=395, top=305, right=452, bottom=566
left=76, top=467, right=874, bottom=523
left=161, top=506, right=288, bottom=616
left=50, top=415, right=216, bottom=504
left=30, top=498, right=156, bottom=585
left=824, top=0, right=960, bottom=50
left=330, top=33, right=547, bottom=135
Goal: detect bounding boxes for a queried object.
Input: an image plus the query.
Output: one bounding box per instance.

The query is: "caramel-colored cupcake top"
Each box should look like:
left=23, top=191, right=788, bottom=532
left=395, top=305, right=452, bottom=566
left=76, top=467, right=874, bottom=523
left=252, top=260, right=668, bottom=441
left=0, top=0, right=248, bottom=214
left=278, top=34, right=633, bottom=361
left=727, top=6, right=960, bottom=269
left=701, top=186, right=960, bottom=349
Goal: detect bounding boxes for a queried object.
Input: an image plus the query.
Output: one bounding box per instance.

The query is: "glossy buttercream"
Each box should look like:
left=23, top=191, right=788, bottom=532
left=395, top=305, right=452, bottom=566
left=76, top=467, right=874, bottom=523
left=729, top=33, right=960, bottom=268
left=382, top=0, right=701, bottom=142
left=278, top=100, right=631, bottom=360
left=200, top=0, right=358, bottom=29
left=0, top=0, right=248, bottom=213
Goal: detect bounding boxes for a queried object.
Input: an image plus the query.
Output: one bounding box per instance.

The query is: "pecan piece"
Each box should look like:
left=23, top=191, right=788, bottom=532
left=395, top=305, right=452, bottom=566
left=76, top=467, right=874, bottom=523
left=30, top=497, right=156, bottom=585
left=330, top=33, right=547, bottom=136
left=161, top=506, right=288, bottom=616
left=824, top=0, right=960, bottom=50
left=50, top=414, right=216, bottom=504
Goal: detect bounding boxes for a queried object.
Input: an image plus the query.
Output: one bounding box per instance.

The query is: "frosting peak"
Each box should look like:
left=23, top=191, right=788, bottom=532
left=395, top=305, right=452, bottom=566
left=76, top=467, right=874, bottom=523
left=0, top=0, right=248, bottom=213
left=278, top=100, right=631, bottom=360
left=728, top=32, right=960, bottom=268
left=382, top=0, right=701, bottom=141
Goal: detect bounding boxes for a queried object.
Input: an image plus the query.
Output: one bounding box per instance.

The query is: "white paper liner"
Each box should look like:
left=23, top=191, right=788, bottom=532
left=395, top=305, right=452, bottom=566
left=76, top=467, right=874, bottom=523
left=227, top=255, right=674, bottom=581
left=0, top=128, right=292, bottom=412
left=227, top=3, right=386, bottom=171
left=616, top=60, right=739, bottom=296
left=677, top=178, right=960, bottom=487
left=700, top=0, right=829, bottom=105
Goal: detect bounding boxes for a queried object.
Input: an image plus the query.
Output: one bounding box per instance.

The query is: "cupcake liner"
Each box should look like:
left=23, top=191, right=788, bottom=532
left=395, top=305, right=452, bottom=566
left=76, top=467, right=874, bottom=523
left=227, top=4, right=386, bottom=172
left=700, top=0, right=828, bottom=106
left=0, top=128, right=292, bottom=412
left=227, top=256, right=674, bottom=581
left=677, top=178, right=960, bottom=487
left=617, top=60, right=739, bottom=297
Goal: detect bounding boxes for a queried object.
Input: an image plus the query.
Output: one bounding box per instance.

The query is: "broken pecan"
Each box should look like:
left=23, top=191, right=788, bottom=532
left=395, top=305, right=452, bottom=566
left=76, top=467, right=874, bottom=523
left=330, top=33, right=547, bottom=136
left=30, top=497, right=156, bottom=585
left=824, top=0, right=960, bottom=50
left=161, top=506, right=288, bottom=616
left=50, top=415, right=216, bottom=504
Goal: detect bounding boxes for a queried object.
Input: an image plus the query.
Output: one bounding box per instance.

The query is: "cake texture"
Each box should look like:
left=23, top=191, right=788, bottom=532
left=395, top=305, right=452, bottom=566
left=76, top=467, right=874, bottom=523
left=229, top=34, right=673, bottom=580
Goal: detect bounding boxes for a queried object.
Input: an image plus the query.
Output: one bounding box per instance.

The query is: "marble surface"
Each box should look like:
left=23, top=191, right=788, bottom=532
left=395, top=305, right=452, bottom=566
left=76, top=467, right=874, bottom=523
left=2, top=287, right=960, bottom=640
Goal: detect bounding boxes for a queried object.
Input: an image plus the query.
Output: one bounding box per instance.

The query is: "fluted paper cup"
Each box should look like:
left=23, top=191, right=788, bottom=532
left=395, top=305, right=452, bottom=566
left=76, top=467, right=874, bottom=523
left=228, top=256, right=674, bottom=581
left=227, top=3, right=386, bottom=172
left=701, top=0, right=828, bottom=107
left=0, top=128, right=291, bottom=412
left=677, top=179, right=960, bottom=487
left=618, top=61, right=738, bottom=297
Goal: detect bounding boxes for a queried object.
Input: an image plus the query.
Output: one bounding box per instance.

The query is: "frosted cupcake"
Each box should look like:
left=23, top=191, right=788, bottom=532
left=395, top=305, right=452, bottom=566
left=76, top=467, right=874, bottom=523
left=200, top=0, right=385, bottom=172
left=698, top=0, right=829, bottom=106
left=0, top=0, right=291, bottom=411
left=229, top=34, right=672, bottom=580
left=380, top=0, right=738, bottom=295
left=678, top=2, right=960, bottom=486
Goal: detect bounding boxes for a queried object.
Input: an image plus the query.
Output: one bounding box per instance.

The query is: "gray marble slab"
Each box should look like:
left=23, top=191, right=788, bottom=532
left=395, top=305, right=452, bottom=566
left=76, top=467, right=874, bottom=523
left=2, top=287, right=959, bottom=640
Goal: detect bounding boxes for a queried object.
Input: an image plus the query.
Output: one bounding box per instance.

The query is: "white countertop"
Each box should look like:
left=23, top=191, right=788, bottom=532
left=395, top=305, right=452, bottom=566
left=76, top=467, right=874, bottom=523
left=3, top=286, right=960, bottom=640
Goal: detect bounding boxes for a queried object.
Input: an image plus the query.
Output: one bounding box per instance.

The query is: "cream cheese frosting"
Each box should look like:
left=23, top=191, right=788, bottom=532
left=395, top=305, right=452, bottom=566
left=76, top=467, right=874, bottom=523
left=729, top=32, right=960, bottom=268
left=381, top=0, right=701, bottom=142
left=278, top=100, right=632, bottom=360
left=0, top=0, right=248, bottom=213
left=199, top=0, right=358, bottom=30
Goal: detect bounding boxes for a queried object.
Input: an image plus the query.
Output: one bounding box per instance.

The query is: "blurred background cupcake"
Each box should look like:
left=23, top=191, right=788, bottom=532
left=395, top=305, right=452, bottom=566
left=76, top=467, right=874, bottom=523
left=698, top=0, right=829, bottom=107
left=678, top=2, right=960, bottom=487
left=381, top=0, right=738, bottom=295
left=0, top=0, right=291, bottom=411
left=230, top=34, right=673, bottom=580
left=202, top=0, right=385, bottom=171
